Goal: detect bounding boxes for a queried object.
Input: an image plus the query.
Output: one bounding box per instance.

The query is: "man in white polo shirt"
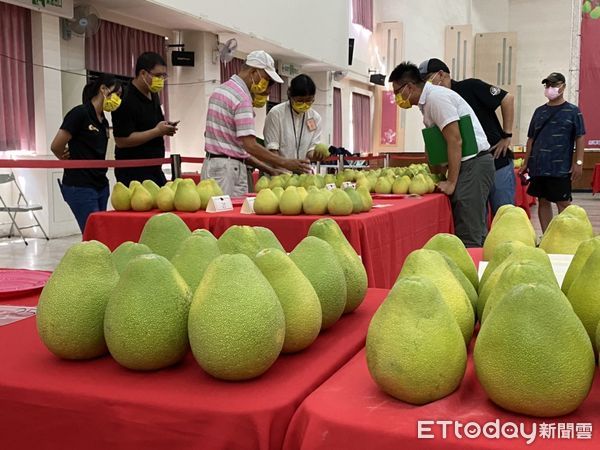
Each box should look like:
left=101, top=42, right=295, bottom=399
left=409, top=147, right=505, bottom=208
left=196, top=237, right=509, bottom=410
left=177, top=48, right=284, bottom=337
left=202, top=50, right=311, bottom=196
left=389, top=61, right=495, bottom=247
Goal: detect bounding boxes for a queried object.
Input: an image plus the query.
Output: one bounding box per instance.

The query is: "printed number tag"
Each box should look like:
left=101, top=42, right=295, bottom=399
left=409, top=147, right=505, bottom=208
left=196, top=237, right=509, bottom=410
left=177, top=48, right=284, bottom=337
left=206, top=196, right=233, bottom=213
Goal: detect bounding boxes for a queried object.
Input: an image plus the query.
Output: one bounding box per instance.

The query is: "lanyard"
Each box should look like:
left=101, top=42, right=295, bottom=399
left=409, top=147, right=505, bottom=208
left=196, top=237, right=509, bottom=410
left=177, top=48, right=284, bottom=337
left=290, top=103, right=305, bottom=159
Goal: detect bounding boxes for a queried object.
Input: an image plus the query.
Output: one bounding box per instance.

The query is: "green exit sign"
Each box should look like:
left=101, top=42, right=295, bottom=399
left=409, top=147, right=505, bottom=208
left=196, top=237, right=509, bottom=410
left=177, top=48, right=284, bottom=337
left=32, top=0, right=63, bottom=7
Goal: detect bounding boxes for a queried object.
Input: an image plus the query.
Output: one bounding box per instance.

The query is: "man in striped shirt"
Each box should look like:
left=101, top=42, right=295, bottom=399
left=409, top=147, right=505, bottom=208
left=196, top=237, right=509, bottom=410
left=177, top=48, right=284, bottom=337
left=202, top=50, right=311, bottom=196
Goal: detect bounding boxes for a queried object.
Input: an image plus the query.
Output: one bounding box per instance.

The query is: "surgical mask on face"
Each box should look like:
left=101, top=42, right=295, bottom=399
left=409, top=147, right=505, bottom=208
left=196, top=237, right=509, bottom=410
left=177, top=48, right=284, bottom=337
left=145, top=73, right=164, bottom=93
left=291, top=101, right=312, bottom=113
left=252, top=93, right=269, bottom=108
left=102, top=93, right=121, bottom=112
left=544, top=86, right=561, bottom=101
left=250, top=73, right=269, bottom=94
left=395, top=86, right=412, bottom=109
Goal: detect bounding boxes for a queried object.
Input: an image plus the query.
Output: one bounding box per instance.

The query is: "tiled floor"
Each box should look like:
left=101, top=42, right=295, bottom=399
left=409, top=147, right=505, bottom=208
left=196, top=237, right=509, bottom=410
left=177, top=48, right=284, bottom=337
left=0, top=234, right=81, bottom=272
left=0, top=193, right=598, bottom=272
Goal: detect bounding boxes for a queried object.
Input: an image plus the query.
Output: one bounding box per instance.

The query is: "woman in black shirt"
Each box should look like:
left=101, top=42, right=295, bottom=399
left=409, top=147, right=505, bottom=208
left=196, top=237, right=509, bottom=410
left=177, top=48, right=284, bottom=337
left=51, top=74, right=122, bottom=232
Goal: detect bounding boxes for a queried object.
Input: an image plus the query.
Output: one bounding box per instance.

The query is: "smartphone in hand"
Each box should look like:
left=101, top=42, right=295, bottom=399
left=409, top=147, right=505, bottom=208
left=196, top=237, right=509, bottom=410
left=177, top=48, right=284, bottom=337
left=167, top=120, right=180, bottom=127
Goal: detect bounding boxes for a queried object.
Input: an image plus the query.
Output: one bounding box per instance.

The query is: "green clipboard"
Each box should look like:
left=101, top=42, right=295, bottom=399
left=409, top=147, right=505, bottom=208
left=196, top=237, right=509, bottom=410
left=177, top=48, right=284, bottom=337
left=421, top=115, right=479, bottom=165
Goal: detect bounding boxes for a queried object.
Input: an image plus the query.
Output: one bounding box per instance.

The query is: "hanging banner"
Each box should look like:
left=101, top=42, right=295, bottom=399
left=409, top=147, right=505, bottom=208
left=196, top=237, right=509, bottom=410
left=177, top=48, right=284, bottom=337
left=579, top=1, right=600, bottom=147
left=380, top=90, right=398, bottom=145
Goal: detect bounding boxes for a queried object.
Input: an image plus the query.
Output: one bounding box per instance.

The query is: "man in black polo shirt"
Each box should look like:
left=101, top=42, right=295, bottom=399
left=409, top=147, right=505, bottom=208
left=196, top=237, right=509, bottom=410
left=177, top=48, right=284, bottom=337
left=419, top=58, right=515, bottom=215
left=112, top=52, right=177, bottom=186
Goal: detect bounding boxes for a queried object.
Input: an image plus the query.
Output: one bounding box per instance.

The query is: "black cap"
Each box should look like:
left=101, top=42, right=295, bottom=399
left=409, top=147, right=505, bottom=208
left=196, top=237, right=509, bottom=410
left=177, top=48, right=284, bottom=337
left=418, top=58, right=450, bottom=77
left=542, top=72, right=565, bottom=85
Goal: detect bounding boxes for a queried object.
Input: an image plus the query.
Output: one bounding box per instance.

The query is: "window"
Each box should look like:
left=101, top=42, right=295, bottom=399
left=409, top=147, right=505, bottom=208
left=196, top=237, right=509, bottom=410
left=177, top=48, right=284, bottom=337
left=352, top=0, right=373, bottom=32
left=0, top=3, right=35, bottom=152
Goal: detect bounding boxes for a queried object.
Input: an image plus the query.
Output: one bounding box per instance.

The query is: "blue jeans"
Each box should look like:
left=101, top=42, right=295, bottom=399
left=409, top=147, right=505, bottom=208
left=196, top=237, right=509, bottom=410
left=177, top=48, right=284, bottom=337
left=489, top=159, right=516, bottom=215
left=59, top=182, right=109, bottom=233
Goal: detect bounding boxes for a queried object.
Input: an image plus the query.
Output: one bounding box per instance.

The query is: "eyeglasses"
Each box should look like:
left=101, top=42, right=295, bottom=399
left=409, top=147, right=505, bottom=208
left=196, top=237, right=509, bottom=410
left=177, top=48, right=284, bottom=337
left=149, top=72, right=169, bottom=80
left=393, top=82, right=411, bottom=95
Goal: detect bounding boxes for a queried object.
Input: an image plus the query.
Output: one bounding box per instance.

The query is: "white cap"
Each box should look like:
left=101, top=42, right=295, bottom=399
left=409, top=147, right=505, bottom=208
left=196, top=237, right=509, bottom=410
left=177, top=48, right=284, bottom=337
left=245, top=50, right=283, bottom=83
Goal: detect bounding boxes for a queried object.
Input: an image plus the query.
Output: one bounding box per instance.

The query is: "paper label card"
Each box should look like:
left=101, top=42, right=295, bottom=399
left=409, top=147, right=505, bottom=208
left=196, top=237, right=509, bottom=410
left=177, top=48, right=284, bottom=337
left=206, top=195, right=233, bottom=213
left=0, top=306, right=37, bottom=327
left=326, top=183, right=337, bottom=191
left=341, top=181, right=356, bottom=189
left=241, top=197, right=256, bottom=214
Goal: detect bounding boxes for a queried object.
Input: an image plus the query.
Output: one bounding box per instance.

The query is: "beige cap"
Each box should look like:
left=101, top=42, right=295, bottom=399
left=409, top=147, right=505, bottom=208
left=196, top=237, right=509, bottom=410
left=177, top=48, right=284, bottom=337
left=245, top=50, right=283, bottom=83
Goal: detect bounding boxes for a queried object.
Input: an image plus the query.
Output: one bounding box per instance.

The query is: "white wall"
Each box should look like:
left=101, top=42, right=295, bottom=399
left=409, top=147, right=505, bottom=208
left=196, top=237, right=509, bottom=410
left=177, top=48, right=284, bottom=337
left=471, top=0, right=510, bottom=33
left=509, top=0, right=573, bottom=144
left=167, top=30, right=220, bottom=171
left=362, top=0, right=516, bottom=151
left=152, top=0, right=350, bottom=69
left=372, top=0, right=472, bottom=151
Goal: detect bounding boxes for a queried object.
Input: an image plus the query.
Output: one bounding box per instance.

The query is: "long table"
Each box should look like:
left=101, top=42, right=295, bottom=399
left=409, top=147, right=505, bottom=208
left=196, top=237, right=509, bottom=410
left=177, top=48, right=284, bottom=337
left=281, top=248, right=600, bottom=450
left=0, top=288, right=388, bottom=450
left=592, top=163, right=600, bottom=194
left=282, top=348, right=600, bottom=450
left=83, top=194, right=454, bottom=289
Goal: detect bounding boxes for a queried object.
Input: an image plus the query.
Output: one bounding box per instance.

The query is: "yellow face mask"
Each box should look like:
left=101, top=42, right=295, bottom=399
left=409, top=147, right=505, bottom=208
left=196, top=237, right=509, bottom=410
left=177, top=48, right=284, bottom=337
left=291, top=101, right=312, bottom=114
left=394, top=89, right=412, bottom=109
left=250, top=72, right=269, bottom=94
left=102, top=93, right=122, bottom=112
left=252, top=93, right=269, bottom=108
left=147, top=75, right=164, bottom=93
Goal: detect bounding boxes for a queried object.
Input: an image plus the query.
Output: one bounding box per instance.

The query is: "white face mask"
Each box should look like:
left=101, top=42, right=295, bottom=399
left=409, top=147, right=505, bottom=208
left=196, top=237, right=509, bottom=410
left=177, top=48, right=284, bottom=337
left=544, top=86, right=561, bottom=101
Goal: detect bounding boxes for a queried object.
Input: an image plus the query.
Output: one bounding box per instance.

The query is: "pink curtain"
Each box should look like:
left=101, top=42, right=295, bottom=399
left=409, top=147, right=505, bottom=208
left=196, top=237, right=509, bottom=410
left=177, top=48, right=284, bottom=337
left=85, top=20, right=169, bottom=148
left=352, top=93, right=371, bottom=153
left=220, top=57, right=244, bottom=82
left=0, top=3, right=35, bottom=152
left=86, top=20, right=166, bottom=77
left=352, top=0, right=373, bottom=31
left=269, top=82, right=281, bottom=104
left=333, top=87, right=342, bottom=147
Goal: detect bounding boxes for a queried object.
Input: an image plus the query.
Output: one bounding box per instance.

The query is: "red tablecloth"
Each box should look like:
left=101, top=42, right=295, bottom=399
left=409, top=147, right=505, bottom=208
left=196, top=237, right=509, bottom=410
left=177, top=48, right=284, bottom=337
left=283, top=348, right=600, bottom=450
left=592, top=163, right=600, bottom=194
left=513, top=169, right=535, bottom=217
left=83, top=210, right=214, bottom=250
left=181, top=172, right=200, bottom=183
left=84, top=194, right=454, bottom=289
left=283, top=247, right=599, bottom=450
left=0, top=288, right=388, bottom=450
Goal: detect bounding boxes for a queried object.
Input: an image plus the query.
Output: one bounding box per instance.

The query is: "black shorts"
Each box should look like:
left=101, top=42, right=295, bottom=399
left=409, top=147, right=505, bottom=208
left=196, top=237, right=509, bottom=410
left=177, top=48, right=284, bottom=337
left=527, top=176, right=572, bottom=202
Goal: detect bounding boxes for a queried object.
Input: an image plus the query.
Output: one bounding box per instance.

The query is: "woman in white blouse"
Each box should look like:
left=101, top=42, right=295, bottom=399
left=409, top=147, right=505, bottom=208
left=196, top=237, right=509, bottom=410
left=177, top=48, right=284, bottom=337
left=263, top=74, right=325, bottom=168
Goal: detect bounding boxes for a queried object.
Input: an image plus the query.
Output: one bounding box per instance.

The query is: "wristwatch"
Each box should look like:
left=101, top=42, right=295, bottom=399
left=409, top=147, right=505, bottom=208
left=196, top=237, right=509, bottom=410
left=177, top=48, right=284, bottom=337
left=576, top=160, right=583, bottom=166
left=501, top=131, right=513, bottom=139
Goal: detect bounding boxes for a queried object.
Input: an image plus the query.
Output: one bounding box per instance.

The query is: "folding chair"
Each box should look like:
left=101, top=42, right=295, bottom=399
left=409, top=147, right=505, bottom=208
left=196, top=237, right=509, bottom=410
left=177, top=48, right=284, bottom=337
left=0, top=172, right=49, bottom=245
